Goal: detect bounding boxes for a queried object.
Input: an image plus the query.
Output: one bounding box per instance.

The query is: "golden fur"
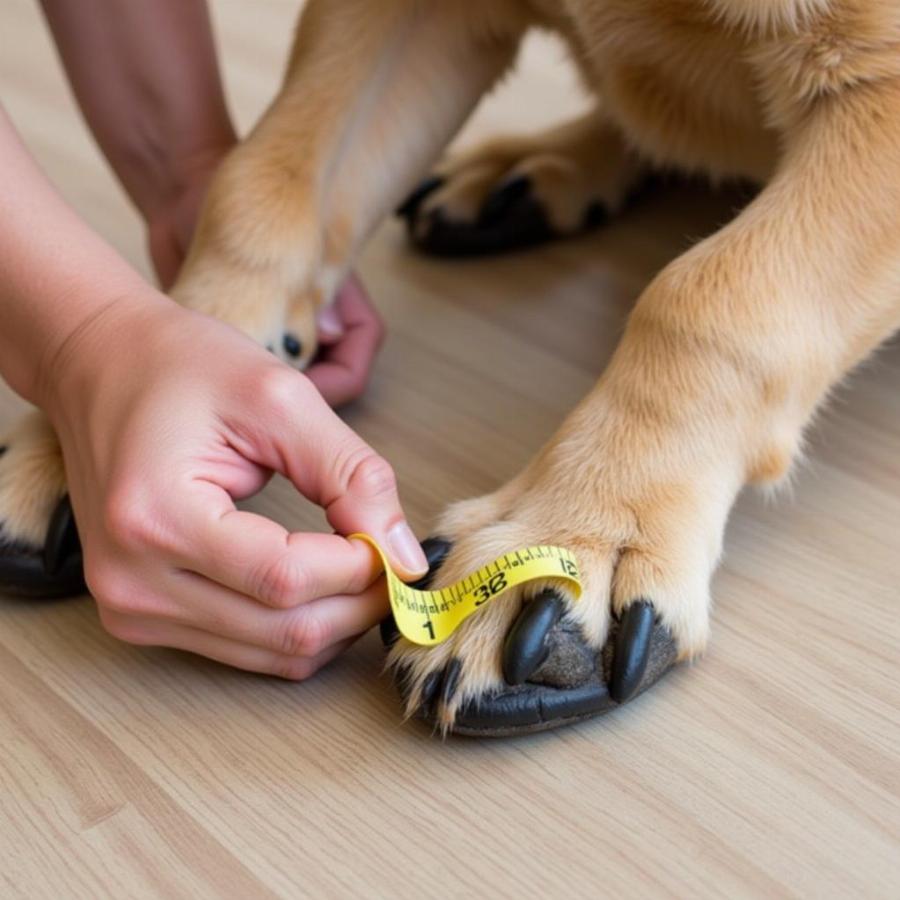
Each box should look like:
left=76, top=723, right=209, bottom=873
left=3, top=0, right=900, bottom=727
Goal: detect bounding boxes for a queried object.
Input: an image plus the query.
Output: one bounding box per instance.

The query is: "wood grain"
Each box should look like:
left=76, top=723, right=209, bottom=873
left=1, top=2, right=898, bottom=897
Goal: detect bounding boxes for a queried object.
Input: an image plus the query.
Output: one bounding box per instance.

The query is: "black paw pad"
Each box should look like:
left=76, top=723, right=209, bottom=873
left=450, top=601, right=677, bottom=737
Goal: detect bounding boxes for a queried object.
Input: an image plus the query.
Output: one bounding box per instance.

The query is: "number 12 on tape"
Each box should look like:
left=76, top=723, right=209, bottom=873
left=352, top=535, right=583, bottom=646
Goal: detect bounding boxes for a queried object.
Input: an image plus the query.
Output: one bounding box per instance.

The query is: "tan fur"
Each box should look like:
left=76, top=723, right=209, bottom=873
left=0, top=411, right=67, bottom=547
left=2, top=1, right=899, bottom=727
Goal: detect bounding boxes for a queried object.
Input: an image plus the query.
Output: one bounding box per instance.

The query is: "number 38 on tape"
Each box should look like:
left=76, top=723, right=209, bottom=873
left=352, top=535, right=583, bottom=647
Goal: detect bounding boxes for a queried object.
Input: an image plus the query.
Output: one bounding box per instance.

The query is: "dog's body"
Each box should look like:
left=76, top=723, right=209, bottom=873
left=3, top=0, right=900, bottom=729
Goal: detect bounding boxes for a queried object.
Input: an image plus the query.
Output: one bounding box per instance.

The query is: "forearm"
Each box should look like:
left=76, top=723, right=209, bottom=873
left=38, top=0, right=235, bottom=223
left=0, top=108, right=166, bottom=404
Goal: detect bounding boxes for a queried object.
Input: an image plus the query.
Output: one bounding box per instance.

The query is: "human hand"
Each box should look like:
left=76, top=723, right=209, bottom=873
left=145, top=159, right=385, bottom=408
left=40, top=292, right=427, bottom=677
left=307, top=274, right=386, bottom=407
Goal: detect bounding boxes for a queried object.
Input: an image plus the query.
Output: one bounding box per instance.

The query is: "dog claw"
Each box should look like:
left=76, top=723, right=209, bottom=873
left=439, top=657, right=462, bottom=707
left=414, top=537, right=453, bottom=588
left=502, top=589, right=564, bottom=685
left=396, top=175, right=445, bottom=219
left=609, top=600, right=656, bottom=704
left=418, top=668, right=443, bottom=718
left=282, top=333, right=302, bottom=359
left=379, top=614, right=400, bottom=649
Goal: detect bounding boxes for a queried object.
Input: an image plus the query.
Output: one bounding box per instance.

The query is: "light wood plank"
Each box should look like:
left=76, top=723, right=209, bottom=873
left=1, top=2, right=898, bottom=897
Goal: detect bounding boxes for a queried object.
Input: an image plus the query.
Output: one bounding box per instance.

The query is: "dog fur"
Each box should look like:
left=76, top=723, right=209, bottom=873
left=3, top=0, right=899, bottom=728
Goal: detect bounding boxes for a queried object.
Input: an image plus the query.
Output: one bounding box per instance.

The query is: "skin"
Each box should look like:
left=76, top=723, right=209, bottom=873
left=0, top=1, right=428, bottom=678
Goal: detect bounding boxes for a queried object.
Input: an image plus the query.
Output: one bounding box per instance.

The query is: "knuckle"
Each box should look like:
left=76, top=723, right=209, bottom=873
left=344, top=451, right=397, bottom=501
left=251, top=556, right=311, bottom=607
left=87, top=561, right=166, bottom=620
left=279, top=612, right=329, bottom=658
left=256, top=366, right=309, bottom=419
left=96, top=608, right=151, bottom=645
left=85, top=561, right=134, bottom=615
left=103, top=492, right=167, bottom=554
left=274, top=656, right=316, bottom=682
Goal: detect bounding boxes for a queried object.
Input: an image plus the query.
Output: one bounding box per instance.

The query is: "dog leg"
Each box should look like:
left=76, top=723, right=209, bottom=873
left=399, top=109, right=647, bottom=256
left=173, top=0, right=531, bottom=366
left=389, top=75, right=900, bottom=735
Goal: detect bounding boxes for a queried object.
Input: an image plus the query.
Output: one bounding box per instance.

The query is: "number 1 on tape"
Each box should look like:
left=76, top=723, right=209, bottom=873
left=351, top=534, right=583, bottom=646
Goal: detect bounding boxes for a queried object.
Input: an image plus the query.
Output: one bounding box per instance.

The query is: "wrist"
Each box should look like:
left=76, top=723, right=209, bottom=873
left=33, top=282, right=175, bottom=421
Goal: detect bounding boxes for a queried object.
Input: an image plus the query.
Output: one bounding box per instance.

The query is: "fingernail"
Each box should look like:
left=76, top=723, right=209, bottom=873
left=317, top=304, right=344, bottom=340
left=387, top=522, right=429, bottom=575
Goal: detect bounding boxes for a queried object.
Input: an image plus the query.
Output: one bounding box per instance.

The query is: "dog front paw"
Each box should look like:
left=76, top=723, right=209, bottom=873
left=384, top=449, right=722, bottom=736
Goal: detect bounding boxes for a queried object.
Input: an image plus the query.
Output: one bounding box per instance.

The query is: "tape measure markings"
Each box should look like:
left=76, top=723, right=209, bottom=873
left=352, top=534, right=583, bottom=646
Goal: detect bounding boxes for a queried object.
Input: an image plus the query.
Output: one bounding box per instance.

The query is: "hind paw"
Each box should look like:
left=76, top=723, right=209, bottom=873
left=397, top=112, right=645, bottom=257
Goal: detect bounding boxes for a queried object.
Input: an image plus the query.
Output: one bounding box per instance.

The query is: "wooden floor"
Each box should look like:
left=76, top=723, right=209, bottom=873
left=2, top=2, right=898, bottom=897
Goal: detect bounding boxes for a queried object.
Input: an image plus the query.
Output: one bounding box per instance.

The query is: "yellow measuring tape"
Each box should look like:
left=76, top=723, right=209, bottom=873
left=352, top=534, right=583, bottom=646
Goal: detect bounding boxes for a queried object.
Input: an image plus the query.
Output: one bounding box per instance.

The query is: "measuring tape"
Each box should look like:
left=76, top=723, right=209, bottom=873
left=352, top=534, right=583, bottom=646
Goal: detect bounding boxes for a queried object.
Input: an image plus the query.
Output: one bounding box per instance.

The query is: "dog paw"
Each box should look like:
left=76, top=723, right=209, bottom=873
left=397, top=117, right=644, bottom=257
left=385, top=453, right=720, bottom=735
left=172, top=255, right=320, bottom=370
left=0, top=411, right=85, bottom=598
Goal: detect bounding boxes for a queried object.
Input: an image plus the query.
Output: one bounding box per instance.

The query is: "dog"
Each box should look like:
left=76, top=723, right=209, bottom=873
left=2, top=0, right=899, bottom=734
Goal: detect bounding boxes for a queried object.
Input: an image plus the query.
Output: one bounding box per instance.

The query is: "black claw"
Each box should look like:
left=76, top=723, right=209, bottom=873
left=282, top=333, right=302, bottom=359
left=439, top=657, right=462, bottom=707
left=502, top=589, right=564, bottom=685
left=479, top=175, right=532, bottom=225
left=418, top=668, right=443, bottom=718
left=410, top=537, right=453, bottom=590
left=43, top=496, right=81, bottom=577
left=379, top=614, right=400, bottom=648
left=396, top=175, right=445, bottom=219
left=609, top=600, right=656, bottom=704
left=0, top=445, right=7, bottom=458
